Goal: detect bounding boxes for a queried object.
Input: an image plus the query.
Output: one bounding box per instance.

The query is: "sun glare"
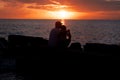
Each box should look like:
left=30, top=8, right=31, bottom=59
left=50, top=10, right=74, bottom=19
left=58, top=10, right=68, bottom=19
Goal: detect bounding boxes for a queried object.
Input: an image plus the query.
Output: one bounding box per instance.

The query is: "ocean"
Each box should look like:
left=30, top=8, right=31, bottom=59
left=0, top=19, right=120, bottom=45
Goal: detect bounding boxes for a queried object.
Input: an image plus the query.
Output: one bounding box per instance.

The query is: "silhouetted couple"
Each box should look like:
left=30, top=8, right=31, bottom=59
left=48, top=21, right=71, bottom=49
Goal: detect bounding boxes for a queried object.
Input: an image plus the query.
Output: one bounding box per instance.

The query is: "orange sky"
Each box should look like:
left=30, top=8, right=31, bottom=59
left=0, top=0, right=120, bottom=19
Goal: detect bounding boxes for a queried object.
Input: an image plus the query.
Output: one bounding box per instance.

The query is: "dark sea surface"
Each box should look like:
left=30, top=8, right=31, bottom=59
left=0, top=19, right=120, bottom=45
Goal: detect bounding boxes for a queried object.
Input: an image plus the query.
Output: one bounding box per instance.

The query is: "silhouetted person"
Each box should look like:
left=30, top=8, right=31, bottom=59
left=48, top=21, right=62, bottom=48
left=58, top=25, right=71, bottom=48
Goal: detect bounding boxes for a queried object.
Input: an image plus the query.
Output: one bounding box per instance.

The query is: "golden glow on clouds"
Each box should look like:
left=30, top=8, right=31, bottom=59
left=0, top=0, right=120, bottom=19
left=27, top=3, right=70, bottom=11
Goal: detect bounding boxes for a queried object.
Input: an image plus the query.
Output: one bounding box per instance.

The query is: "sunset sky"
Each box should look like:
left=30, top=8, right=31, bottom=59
left=0, top=0, right=120, bottom=19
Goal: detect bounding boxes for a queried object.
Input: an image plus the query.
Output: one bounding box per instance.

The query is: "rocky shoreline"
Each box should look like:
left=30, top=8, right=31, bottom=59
left=0, top=35, right=120, bottom=56
left=0, top=35, right=119, bottom=79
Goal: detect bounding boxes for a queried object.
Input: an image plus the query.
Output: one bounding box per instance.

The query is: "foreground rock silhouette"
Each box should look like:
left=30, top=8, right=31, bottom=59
left=0, top=35, right=120, bottom=57
left=0, top=35, right=118, bottom=68
left=0, top=35, right=119, bottom=79
left=0, top=35, right=119, bottom=55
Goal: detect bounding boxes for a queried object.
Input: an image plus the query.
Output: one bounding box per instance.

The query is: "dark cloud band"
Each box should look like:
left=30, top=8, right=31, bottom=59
left=1, top=0, right=120, bottom=12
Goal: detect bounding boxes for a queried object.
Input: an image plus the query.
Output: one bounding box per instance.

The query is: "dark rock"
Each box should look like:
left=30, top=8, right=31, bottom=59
left=84, top=43, right=120, bottom=56
left=69, top=42, right=82, bottom=49
left=0, top=37, right=8, bottom=49
left=0, top=38, right=8, bottom=55
left=66, top=42, right=83, bottom=55
left=1, top=35, right=119, bottom=57
left=0, top=73, right=16, bottom=80
left=8, top=35, right=48, bottom=48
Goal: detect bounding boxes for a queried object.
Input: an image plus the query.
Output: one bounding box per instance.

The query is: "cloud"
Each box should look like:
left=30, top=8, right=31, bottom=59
left=0, top=0, right=120, bottom=19
left=0, top=7, right=31, bottom=19
left=64, top=0, right=120, bottom=12
left=105, top=0, right=120, bottom=1
left=27, top=4, right=69, bottom=11
left=1, top=0, right=120, bottom=12
left=1, top=0, right=59, bottom=5
left=1, top=0, right=68, bottom=11
left=50, top=0, right=60, bottom=5
left=84, top=11, right=120, bottom=19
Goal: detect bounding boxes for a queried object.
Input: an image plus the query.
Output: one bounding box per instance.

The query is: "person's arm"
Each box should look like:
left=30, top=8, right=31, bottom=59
left=66, top=29, right=71, bottom=40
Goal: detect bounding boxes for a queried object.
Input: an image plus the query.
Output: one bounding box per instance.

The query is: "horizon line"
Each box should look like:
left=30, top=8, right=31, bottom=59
left=0, top=18, right=120, bottom=20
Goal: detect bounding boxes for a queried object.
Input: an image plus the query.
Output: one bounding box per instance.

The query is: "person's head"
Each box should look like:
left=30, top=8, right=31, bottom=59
left=61, top=25, right=66, bottom=31
left=55, top=21, right=62, bottom=28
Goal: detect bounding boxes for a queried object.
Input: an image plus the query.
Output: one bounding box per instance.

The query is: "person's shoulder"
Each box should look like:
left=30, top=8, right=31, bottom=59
left=51, top=28, right=56, bottom=31
left=51, top=28, right=59, bottom=33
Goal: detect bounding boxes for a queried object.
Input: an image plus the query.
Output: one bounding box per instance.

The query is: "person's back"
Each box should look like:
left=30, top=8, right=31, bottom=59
left=48, top=21, right=62, bottom=48
left=48, top=28, right=60, bottom=47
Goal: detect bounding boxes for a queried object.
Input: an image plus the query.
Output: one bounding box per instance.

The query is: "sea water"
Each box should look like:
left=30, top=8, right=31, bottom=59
left=0, top=19, right=120, bottom=45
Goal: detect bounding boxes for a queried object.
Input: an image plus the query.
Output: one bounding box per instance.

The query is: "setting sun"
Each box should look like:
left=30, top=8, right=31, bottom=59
left=57, top=10, right=69, bottom=19
left=49, top=10, right=75, bottom=19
